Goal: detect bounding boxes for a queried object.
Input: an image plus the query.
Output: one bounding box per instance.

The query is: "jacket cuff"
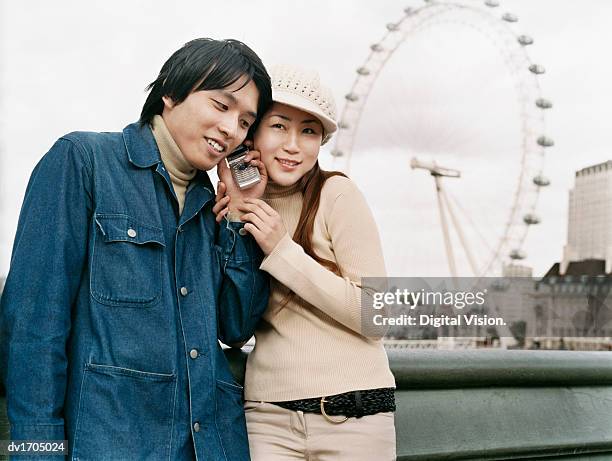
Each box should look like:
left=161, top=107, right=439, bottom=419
left=217, top=218, right=263, bottom=263
left=10, top=423, right=65, bottom=441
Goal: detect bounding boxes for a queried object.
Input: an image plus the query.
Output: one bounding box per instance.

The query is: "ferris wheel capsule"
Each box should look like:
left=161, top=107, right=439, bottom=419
left=529, top=64, right=546, bottom=74
left=404, top=7, right=414, bottom=14
left=387, top=23, right=400, bottom=31
left=345, top=92, right=359, bottom=102
left=523, top=213, right=541, bottom=225
left=357, top=67, right=371, bottom=76
left=484, top=0, right=500, bottom=7
left=509, top=249, right=527, bottom=260
left=517, top=35, right=534, bottom=46
left=371, top=43, right=384, bottom=52
left=502, top=13, right=518, bottom=22
left=533, top=175, right=551, bottom=187
left=536, top=98, right=553, bottom=109
left=330, top=149, right=344, bottom=158
left=338, top=121, right=350, bottom=129
left=537, top=136, right=554, bottom=147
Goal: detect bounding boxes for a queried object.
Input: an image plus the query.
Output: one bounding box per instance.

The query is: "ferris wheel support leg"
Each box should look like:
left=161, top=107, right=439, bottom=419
left=434, top=175, right=458, bottom=278
left=441, top=188, right=479, bottom=276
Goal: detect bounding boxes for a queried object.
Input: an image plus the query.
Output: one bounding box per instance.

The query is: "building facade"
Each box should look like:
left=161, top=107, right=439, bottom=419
left=562, top=160, right=612, bottom=273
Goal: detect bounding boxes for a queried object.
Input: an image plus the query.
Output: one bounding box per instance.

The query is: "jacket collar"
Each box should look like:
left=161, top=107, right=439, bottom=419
left=122, top=120, right=215, bottom=194
left=123, top=121, right=162, bottom=168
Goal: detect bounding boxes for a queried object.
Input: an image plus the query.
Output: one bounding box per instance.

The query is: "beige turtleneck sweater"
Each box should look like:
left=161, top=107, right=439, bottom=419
left=151, top=115, right=196, bottom=215
left=244, top=176, right=396, bottom=401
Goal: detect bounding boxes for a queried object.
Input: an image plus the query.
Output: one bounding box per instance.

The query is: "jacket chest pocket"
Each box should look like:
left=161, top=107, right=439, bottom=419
left=91, top=213, right=166, bottom=307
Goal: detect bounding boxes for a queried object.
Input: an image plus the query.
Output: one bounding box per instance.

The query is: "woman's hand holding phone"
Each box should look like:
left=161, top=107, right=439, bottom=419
left=213, top=141, right=268, bottom=222
left=216, top=143, right=268, bottom=216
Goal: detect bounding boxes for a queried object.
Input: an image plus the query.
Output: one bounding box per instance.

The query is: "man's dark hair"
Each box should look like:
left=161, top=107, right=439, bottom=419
left=140, top=38, right=272, bottom=137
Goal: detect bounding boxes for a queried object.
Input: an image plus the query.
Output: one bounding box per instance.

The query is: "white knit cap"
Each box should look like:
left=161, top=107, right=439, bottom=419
left=269, top=64, right=338, bottom=145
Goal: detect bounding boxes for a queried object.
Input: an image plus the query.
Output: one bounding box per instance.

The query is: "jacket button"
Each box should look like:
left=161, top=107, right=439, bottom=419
left=238, top=228, right=247, bottom=236
left=193, top=422, right=200, bottom=432
left=127, top=228, right=137, bottom=238
left=180, top=287, right=188, bottom=296
left=189, top=349, right=198, bottom=359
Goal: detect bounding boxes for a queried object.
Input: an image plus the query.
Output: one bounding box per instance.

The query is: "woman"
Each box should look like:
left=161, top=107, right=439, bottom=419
left=215, top=64, right=396, bottom=461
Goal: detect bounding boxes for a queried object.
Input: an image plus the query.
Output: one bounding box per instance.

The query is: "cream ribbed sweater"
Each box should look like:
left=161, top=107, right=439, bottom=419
left=244, top=175, right=396, bottom=401
left=151, top=115, right=196, bottom=214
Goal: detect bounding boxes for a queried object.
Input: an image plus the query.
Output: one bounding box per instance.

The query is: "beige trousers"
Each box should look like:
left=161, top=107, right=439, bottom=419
left=244, top=401, right=397, bottom=461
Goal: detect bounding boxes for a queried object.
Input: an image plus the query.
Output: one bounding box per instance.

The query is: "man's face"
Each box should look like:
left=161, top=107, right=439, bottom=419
left=161, top=76, right=259, bottom=171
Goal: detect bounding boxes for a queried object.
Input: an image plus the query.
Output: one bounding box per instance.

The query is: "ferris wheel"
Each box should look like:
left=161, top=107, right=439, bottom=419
left=329, top=0, right=553, bottom=278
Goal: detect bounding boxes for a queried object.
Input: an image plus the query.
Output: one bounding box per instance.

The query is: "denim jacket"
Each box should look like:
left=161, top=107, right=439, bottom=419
left=0, top=122, right=269, bottom=460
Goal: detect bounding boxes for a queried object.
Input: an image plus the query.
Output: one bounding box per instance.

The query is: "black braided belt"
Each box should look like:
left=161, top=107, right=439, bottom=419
left=274, top=388, right=395, bottom=419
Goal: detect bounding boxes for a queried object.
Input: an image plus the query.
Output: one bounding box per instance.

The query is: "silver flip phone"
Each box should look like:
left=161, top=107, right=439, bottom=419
left=225, top=145, right=261, bottom=190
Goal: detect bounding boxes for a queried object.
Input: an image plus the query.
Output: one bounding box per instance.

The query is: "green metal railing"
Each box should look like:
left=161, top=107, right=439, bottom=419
left=2, top=349, right=612, bottom=460
left=226, top=348, right=612, bottom=461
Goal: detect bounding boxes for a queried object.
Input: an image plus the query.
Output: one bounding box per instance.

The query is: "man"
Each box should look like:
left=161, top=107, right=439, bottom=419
left=0, top=38, right=271, bottom=460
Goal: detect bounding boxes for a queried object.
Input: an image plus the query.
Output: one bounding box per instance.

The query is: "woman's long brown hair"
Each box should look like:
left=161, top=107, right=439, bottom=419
left=281, top=161, right=347, bottom=306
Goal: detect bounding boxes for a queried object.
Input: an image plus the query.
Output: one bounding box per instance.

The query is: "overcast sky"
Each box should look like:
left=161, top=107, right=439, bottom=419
left=1, top=0, right=611, bottom=278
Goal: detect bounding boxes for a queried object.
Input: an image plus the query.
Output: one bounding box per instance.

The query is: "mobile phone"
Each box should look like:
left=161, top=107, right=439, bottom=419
left=225, top=145, right=261, bottom=190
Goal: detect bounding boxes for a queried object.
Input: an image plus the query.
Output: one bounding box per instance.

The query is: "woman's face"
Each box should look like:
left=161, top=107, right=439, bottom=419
left=254, top=102, right=323, bottom=186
